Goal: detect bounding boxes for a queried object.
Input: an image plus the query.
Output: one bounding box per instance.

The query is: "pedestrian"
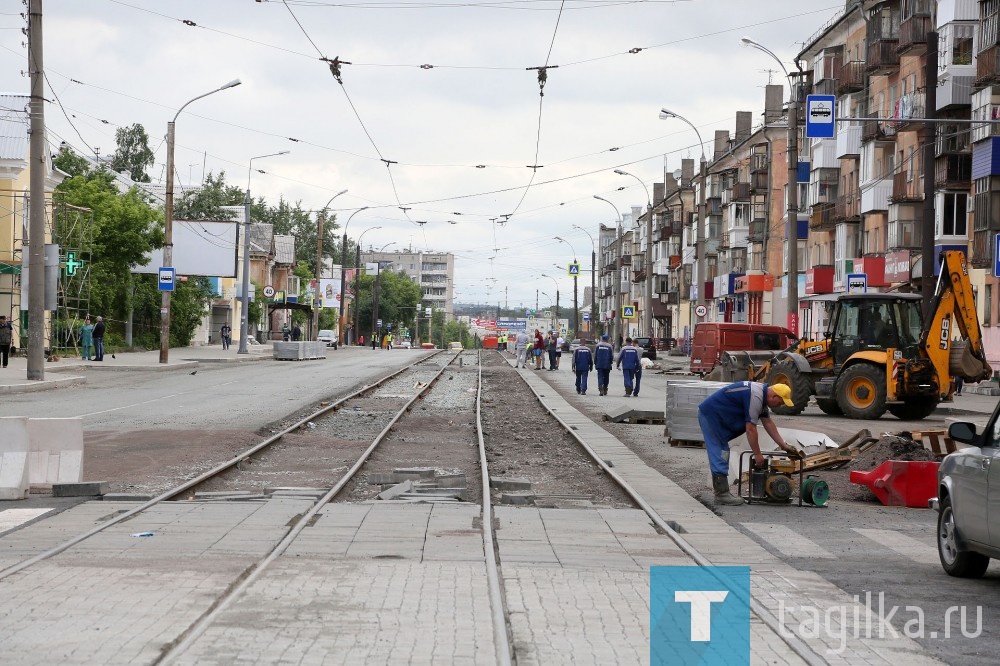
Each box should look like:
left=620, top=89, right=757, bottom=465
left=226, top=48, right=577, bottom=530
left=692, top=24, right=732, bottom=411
left=546, top=332, right=558, bottom=371
left=0, top=315, right=12, bottom=368
left=533, top=329, right=545, bottom=370
left=572, top=341, right=594, bottom=395
left=372, top=333, right=378, bottom=350
left=387, top=332, right=393, bottom=349
left=955, top=375, right=964, bottom=396
left=282, top=322, right=290, bottom=342
left=80, top=316, right=94, bottom=361
left=594, top=334, right=614, bottom=396
left=220, top=323, right=232, bottom=350
left=359, top=335, right=365, bottom=346
left=616, top=337, right=641, bottom=397
left=93, top=316, right=106, bottom=361
left=515, top=330, right=529, bottom=367
left=630, top=337, right=644, bottom=397
left=556, top=333, right=565, bottom=369
left=291, top=324, right=301, bottom=341
left=697, top=381, right=799, bottom=505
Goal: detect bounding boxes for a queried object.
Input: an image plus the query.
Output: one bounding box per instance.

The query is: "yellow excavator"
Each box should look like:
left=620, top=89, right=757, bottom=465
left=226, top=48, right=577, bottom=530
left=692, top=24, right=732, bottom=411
left=721, top=251, right=992, bottom=420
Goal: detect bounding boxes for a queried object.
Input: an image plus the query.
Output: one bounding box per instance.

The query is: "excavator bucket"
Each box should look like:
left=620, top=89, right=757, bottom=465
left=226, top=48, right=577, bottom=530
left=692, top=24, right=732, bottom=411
left=949, top=340, right=992, bottom=382
left=714, top=351, right=780, bottom=382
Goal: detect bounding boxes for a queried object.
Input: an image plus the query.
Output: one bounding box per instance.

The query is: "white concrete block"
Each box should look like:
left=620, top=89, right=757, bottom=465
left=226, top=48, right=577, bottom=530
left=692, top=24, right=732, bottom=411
left=27, top=417, right=84, bottom=488
left=0, top=417, right=30, bottom=500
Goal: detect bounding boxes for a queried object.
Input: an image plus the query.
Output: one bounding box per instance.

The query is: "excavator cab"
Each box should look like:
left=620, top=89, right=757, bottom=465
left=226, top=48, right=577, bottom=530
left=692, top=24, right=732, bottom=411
left=826, top=295, right=923, bottom=365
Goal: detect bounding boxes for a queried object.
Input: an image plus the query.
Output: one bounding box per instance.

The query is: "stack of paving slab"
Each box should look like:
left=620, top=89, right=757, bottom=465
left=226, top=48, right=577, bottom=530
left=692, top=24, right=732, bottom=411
left=664, top=380, right=729, bottom=443
left=1, top=417, right=84, bottom=500
left=273, top=341, right=326, bottom=361
left=371, top=468, right=467, bottom=503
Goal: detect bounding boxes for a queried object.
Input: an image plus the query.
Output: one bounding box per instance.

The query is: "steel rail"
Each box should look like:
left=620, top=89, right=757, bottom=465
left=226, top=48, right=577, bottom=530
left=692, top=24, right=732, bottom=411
left=474, top=348, right=515, bottom=666
left=0, top=351, right=446, bottom=582
left=158, top=351, right=460, bottom=664
left=512, top=352, right=826, bottom=666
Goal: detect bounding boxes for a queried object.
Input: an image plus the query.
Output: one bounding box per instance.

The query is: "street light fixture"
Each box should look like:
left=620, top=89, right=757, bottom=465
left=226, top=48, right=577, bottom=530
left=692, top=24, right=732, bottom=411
left=161, top=78, right=241, bottom=363
left=613, top=169, right=654, bottom=338
left=239, top=149, right=289, bottom=354
left=311, top=188, right=348, bottom=340
left=553, top=237, right=580, bottom=336
left=658, top=108, right=707, bottom=332
left=539, top=273, right=560, bottom=329
left=741, top=35, right=803, bottom=334
left=338, top=205, right=368, bottom=345
left=594, top=195, right=624, bottom=346
left=572, top=224, right=597, bottom=338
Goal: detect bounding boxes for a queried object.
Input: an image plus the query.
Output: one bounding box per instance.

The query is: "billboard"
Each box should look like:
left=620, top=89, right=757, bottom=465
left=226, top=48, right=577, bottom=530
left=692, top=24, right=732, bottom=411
left=134, top=220, right=238, bottom=277
left=316, top=278, right=342, bottom=310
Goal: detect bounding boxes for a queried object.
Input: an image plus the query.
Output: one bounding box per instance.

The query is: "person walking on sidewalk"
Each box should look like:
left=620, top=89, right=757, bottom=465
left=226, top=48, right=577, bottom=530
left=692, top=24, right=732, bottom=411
left=556, top=333, right=565, bottom=369
left=697, top=381, right=799, bottom=506
left=546, top=331, right=558, bottom=371
left=93, top=316, right=106, bottom=361
left=80, top=316, right=94, bottom=360
left=533, top=329, right=546, bottom=370
left=594, top=334, right=614, bottom=395
left=629, top=338, right=644, bottom=397
left=220, top=323, right=232, bottom=350
left=514, top=330, right=529, bottom=367
left=0, top=315, right=12, bottom=368
left=572, top=341, right=594, bottom=395
left=616, top=337, right=641, bottom=397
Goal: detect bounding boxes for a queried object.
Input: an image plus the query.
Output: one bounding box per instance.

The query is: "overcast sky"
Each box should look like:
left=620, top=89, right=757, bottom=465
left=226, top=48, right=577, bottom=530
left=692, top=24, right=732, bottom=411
left=1, top=0, right=841, bottom=310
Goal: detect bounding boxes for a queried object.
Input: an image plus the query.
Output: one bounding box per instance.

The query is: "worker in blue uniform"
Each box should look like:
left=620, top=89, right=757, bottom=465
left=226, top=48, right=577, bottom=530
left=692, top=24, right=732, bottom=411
left=593, top=334, right=615, bottom=396
left=571, top=343, right=594, bottom=395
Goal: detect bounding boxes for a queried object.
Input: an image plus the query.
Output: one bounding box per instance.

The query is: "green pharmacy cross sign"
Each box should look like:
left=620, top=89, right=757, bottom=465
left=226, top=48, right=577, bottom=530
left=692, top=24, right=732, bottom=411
left=64, top=251, right=84, bottom=276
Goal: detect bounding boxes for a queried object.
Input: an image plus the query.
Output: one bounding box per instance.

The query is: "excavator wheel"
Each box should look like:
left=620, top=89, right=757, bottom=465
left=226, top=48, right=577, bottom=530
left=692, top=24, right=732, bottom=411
left=887, top=398, right=939, bottom=421
left=816, top=398, right=843, bottom=416
left=836, top=363, right=887, bottom=420
left=765, top=358, right=811, bottom=415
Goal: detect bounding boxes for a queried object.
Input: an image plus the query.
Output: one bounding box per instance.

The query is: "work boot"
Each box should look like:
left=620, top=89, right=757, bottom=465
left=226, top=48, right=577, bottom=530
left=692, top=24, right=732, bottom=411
left=712, top=474, right=743, bottom=506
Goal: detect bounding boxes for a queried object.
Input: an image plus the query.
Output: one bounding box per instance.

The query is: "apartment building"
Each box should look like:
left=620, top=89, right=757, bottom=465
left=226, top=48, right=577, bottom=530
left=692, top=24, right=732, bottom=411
left=360, top=249, right=455, bottom=317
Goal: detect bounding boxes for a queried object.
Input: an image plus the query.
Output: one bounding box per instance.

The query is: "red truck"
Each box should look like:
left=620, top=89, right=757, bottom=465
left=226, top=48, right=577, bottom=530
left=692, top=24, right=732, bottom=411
left=689, top=322, right=797, bottom=376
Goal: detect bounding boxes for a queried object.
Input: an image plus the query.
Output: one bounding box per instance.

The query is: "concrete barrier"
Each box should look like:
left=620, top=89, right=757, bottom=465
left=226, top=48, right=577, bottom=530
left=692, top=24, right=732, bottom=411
left=27, top=418, right=84, bottom=489
left=0, top=417, right=30, bottom=500
left=273, top=341, right=326, bottom=361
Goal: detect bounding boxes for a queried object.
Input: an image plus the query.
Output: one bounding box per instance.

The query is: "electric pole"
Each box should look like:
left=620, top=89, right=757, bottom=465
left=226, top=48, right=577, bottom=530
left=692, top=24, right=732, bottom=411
left=27, top=0, right=46, bottom=380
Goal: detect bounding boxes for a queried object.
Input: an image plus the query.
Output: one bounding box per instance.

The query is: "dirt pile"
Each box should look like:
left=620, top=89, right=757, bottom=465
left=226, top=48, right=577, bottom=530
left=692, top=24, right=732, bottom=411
left=814, top=435, right=939, bottom=504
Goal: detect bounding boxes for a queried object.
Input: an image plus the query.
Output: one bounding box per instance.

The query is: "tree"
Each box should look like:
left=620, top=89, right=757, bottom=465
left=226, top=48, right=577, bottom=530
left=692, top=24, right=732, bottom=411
left=109, top=123, right=155, bottom=182
left=173, top=171, right=243, bottom=221
left=354, top=269, right=420, bottom=338
left=54, top=146, right=93, bottom=178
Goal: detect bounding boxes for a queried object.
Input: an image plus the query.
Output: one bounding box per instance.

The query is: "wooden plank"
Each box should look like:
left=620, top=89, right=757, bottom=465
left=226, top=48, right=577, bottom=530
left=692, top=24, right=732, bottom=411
left=668, top=439, right=704, bottom=449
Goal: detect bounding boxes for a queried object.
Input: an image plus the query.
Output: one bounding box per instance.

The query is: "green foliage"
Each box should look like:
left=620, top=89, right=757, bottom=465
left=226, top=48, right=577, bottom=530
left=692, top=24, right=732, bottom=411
left=169, top=277, right=213, bottom=347
left=173, top=171, right=243, bottom=220
left=109, top=123, right=155, bottom=182
left=54, top=147, right=93, bottom=178
left=353, top=270, right=420, bottom=338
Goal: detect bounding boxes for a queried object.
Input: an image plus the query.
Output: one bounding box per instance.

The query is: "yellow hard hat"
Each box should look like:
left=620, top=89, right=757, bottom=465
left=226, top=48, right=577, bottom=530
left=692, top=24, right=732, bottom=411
left=770, top=383, right=794, bottom=407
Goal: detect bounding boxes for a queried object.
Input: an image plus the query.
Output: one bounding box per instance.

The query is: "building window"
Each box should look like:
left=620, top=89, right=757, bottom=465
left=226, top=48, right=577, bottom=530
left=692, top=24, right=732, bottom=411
left=986, top=284, right=993, bottom=327
left=939, top=192, right=968, bottom=237
left=953, top=24, right=973, bottom=66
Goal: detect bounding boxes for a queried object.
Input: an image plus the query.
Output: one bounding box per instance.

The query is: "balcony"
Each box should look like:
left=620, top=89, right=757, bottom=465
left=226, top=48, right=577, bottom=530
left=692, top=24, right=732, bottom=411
left=891, top=171, right=923, bottom=203
left=750, top=152, right=768, bottom=173
left=897, top=14, right=931, bottom=55
left=972, top=230, right=993, bottom=269
left=733, top=182, right=751, bottom=201
left=893, top=91, right=925, bottom=132
left=834, top=195, right=860, bottom=222
left=861, top=179, right=893, bottom=213
left=748, top=220, right=766, bottom=243
left=836, top=124, right=862, bottom=158
left=750, top=171, right=768, bottom=193
left=719, top=232, right=730, bottom=250
left=887, top=219, right=922, bottom=250
left=977, top=45, right=1000, bottom=89
left=862, top=117, right=886, bottom=142
left=835, top=60, right=866, bottom=94
left=935, top=154, right=972, bottom=189
left=814, top=77, right=838, bottom=96
left=867, top=40, right=900, bottom=75
left=937, top=75, right=973, bottom=111
left=809, top=204, right=836, bottom=232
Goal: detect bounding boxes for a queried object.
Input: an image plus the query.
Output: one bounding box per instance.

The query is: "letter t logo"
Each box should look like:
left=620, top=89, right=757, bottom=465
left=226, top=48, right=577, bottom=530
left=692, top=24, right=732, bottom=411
left=674, top=591, right=729, bottom=641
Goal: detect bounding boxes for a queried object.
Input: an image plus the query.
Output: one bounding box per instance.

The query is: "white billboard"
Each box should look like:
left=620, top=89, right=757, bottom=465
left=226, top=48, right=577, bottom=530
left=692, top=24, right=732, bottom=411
left=134, top=220, right=238, bottom=277
left=317, top=278, right=342, bottom=310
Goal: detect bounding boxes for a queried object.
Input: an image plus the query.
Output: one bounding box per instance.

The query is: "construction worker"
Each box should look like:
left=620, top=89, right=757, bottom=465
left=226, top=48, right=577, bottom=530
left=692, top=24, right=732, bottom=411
left=697, top=381, right=799, bottom=506
left=594, top=334, right=614, bottom=396
left=616, top=337, right=641, bottom=397
left=572, top=341, right=594, bottom=395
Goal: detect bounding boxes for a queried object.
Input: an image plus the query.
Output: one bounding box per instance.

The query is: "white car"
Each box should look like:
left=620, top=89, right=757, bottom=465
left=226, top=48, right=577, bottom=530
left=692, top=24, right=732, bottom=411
left=317, top=329, right=339, bottom=349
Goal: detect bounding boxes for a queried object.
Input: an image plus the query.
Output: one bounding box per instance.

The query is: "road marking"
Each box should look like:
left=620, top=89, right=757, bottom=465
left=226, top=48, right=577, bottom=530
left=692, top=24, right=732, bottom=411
left=853, top=528, right=939, bottom=565
left=741, top=523, right=836, bottom=559
left=72, top=392, right=185, bottom=418
left=0, top=508, right=53, bottom=535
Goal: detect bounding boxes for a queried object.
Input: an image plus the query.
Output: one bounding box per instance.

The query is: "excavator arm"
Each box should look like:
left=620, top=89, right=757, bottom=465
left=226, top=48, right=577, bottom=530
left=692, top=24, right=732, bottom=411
left=919, top=250, right=992, bottom=390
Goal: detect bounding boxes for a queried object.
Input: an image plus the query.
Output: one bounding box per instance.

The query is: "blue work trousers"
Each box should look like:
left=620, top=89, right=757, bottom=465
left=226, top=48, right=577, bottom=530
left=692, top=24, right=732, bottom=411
left=575, top=370, right=590, bottom=394
left=623, top=368, right=641, bottom=394
left=698, top=409, right=738, bottom=475
left=596, top=368, right=610, bottom=388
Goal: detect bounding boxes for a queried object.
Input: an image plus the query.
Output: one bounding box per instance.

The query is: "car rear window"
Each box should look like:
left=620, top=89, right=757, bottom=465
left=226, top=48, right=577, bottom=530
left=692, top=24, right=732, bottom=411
left=753, top=333, right=781, bottom=350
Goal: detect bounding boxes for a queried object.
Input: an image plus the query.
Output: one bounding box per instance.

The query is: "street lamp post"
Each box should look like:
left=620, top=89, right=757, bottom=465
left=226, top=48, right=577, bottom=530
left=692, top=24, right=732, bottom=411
left=659, top=108, right=707, bottom=337
left=239, top=150, right=289, bottom=354
left=311, top=189, right=348, bottom=340
left=161, top=78, right=241, bottom=363
left=539, top=273, right=560, bottom=333
left=614, top=169, right=653, bottom=339
left=572, top=224, right=597, bottom=338
left=553, top=237, right=579, bottom=337
left=338, top=205, right=368, bottom=345
left=354, top=225, right=381, bottom=345
left=594, top=195, right=623, bottom=347
left=742, top=36, right=803, bottom=334
left=540, top=292, right=555, bottom=331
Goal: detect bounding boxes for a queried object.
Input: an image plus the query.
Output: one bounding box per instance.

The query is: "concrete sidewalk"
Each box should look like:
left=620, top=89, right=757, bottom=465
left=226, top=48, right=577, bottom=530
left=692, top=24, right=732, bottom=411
left=0, top=343, right=273, bottom=394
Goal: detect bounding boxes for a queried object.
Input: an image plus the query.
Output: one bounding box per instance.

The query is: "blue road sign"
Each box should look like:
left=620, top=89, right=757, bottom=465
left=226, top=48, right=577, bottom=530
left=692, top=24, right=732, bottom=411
left=847, top=273, right=867, bottom=294
left=568, top=262, right=580, bottom=276
left=583, top=312, right=590, bottom=321
left=158, top=267, right=175, bottom=291
left=805, top=94, right=836, bottom=139
left=621, top=305, right=636, bottom=319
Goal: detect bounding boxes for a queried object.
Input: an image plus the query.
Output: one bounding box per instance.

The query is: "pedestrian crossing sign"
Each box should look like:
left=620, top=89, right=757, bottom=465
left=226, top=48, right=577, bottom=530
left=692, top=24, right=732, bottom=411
left=568, top=262, right=580, bottom=276
left=621, top=305, right=636, bottom=319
